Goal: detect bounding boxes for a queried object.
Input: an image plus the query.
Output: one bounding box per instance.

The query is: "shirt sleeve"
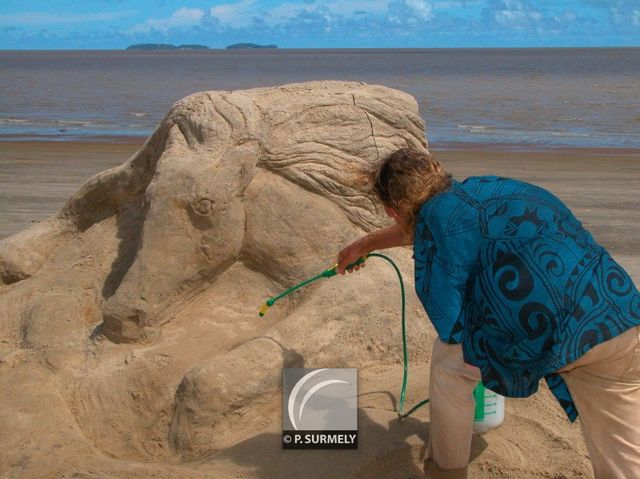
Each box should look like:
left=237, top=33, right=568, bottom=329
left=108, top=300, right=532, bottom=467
left=413, top=191, right=481, bottom=344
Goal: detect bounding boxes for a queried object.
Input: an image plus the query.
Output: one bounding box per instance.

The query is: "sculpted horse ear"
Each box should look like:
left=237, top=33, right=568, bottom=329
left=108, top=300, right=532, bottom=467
left=0, top=126, right=169, bottom=287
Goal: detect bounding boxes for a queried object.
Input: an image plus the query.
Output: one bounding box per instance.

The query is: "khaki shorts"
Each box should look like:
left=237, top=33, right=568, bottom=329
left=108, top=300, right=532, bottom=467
left=424, top=325, right=640, bottom=479
left=557, top=325, right=640, bottom=478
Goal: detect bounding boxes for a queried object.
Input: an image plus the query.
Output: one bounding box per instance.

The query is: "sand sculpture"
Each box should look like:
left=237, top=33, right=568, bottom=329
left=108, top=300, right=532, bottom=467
left=0, top=81, right=441, bottom=477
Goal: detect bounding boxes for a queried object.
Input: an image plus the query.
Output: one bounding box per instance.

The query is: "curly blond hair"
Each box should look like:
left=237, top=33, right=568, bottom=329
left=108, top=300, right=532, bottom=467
left=368, top=148, right=452, bottom=235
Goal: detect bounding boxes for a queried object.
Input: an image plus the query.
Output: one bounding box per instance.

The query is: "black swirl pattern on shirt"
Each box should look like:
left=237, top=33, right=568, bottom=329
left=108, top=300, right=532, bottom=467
left=605, top=260, right=633, bottom=297
left=492, top=250, right=534, bottom=302
left=519, top=301, right=556, bottom=340
left=532, top=241, right=566, bottom=277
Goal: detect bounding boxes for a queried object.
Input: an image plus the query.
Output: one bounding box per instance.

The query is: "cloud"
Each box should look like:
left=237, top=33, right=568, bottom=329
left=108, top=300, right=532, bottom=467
left=387, top=0, right=434, bottom=28
left=0, top=11, right=136, bottom=26
left=264, top=0, right=437, bottom=36
left=245, top=0, right=434, bottom=30
left=553, top=9, right=577, bottom=24
left=281, top=5, right=332, bottom=34
left=490, top=0, right=542, bottom=29
left=324, top=0, right=390, bottom=17
left=127, top=0, right=437, bottom=36
left=210, top=0, right=257, bottom=28
left=433, top=0, right=482, bottom=8
left=406, top=0, right=434, bottom=20
left=129, top=7, right=204, bottom=34
left=260, top=0, right=388, bottom=27
left=14, top=0, right=630, bottom=49
left=580, top=0, right=640, bottom=28
left=477, top=0, right=613, bottom=36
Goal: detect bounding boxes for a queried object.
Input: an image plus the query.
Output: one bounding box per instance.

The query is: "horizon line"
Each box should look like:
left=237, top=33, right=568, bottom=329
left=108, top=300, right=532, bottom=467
left=2, top=45, right=640, bottom=51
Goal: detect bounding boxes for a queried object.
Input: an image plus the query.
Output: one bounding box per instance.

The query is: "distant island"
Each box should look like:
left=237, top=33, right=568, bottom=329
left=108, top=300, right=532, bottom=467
left=225, top=43, right=277, bottom=49
left=126, top=44, right=209, bottom=50
left=126, top=43, right=277, bottom=50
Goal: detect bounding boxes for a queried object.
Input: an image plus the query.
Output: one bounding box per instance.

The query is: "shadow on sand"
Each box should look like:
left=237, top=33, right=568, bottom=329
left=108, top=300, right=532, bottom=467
left=213, top=388, right=488, bottom=478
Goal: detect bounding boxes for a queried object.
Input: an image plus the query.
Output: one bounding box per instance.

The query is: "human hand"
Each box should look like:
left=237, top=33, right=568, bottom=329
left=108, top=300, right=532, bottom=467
left=337, top=240, right=368, bottom=275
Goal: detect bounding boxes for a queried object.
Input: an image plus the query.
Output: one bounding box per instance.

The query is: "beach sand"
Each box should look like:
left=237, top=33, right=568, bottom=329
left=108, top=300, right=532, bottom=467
left=1, top=140, right=638, bottom=478
left=0, top=141, right=143, bottom=239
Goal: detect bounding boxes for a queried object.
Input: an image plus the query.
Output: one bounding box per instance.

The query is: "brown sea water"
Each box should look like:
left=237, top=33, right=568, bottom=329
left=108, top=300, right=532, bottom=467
left=1, top=48, right=639, bottom=148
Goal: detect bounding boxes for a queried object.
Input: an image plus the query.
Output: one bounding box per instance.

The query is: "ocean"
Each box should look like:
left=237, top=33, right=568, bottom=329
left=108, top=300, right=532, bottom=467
left=1, top=48, right=639, bottom=149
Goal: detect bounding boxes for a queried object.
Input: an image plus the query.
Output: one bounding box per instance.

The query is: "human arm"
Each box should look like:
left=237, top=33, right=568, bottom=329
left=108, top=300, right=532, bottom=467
left=336, top=223, right=412, bottom=274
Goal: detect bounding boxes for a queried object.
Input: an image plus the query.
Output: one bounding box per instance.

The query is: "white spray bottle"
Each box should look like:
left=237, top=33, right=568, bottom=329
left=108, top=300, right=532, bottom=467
left=472, top=383, right=505, bottom=433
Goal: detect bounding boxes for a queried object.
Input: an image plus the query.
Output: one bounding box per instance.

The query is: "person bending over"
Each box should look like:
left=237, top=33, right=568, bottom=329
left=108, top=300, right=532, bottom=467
left=337, top=148, right=640, bottom=479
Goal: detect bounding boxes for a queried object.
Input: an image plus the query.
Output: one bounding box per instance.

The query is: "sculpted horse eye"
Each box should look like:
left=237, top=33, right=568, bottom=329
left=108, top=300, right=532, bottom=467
left=190, top=197, right=215, bottom=216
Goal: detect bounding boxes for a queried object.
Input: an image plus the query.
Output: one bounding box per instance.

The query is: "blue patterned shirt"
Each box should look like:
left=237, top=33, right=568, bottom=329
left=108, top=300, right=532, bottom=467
left=413, top=175, right=640, bottom=421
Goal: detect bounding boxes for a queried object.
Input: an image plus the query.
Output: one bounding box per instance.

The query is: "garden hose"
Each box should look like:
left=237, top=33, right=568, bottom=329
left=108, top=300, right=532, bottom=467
left=258, top=252, right=429, bottom=419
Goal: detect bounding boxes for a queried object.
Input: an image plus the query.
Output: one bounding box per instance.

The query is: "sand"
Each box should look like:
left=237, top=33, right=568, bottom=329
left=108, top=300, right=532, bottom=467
left=1, top=138, right=637, bottom=478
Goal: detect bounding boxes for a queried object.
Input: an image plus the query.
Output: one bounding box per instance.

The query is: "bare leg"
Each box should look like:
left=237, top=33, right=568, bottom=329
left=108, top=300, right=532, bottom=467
left=424, top=338, right=481, bottom=479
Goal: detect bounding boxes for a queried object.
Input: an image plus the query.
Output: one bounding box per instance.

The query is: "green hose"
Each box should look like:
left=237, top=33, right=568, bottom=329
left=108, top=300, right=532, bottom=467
left=258, top=252, right=430, bottom=419
left=367, top=253, right=431, bottom=419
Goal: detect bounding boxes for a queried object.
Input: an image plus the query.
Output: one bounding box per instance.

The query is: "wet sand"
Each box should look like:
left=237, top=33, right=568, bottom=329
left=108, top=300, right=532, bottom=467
left=0, top=141, right=142, bottom=239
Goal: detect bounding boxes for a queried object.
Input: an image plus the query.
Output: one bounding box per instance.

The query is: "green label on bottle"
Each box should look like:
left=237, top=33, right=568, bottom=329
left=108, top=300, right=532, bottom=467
left=473, top=383, right=485, bottom=421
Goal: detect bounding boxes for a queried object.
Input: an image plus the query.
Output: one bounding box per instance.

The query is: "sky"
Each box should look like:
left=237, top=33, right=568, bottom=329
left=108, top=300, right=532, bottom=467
left=1, top=0, right=639, bottom=49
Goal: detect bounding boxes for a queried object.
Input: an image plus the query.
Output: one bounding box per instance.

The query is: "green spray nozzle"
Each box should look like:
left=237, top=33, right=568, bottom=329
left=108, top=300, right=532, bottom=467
left=258, top=297, right=276, bottom=317
left=258, top=255, right=368, bottom=317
